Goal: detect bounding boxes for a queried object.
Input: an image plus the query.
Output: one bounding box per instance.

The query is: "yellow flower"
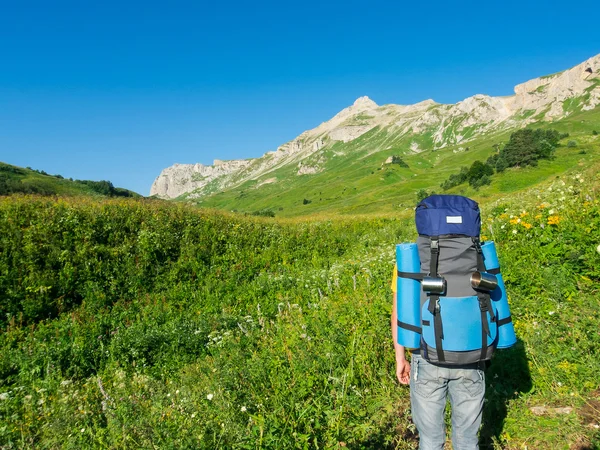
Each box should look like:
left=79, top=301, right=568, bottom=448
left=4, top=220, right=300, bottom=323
left=547, top=215, right=561, bottom=225
left=520, top=211, right=529, bottom=218
left=521, top=222, right=532, bottom=229
left=509, top=218, right=520, bottom=225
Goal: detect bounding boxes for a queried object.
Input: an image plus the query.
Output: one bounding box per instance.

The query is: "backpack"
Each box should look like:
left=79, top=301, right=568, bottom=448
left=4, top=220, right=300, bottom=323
left=396, top=194, right=516, bottom=366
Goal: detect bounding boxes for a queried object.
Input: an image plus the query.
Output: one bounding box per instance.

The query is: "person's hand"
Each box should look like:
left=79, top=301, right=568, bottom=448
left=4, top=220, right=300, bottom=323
left=396, top=358, right=411, bottom=385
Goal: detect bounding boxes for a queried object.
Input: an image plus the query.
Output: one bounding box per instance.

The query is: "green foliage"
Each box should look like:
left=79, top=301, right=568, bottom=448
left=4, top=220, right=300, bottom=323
left=250, top=208, right=275, bottom=217
left=390, top=155, right=409, bottom=168
left=441, top=160, right=494, bottom=191
left=490, top=128, right=562, bottom=170
left=567, top=140, right=578, bottom=148
left=1, top=169, right=600, bottom=447
left=441, top=128, right=565, bottom=191
left=416, top=189, right=432, bottom=204
left=75, top=179, right=137, bottom=197
left=0, top=196, right=417, bottom=448
left=0, top=161, right=140, bottom=198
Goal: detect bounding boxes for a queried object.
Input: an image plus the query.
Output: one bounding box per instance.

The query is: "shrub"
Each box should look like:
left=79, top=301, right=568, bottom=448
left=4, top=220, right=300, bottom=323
left=416, top=189, right=432, bottom=204
left=567, top=140, right=578, bottom=148
left=390, top=155, right=409, bottom=168
left=251, top=208, right=275, bottom=217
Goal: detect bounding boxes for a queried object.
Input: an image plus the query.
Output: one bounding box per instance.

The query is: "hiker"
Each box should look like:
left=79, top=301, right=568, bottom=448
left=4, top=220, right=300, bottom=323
left=391, top=195, right=516, bottom=449
left=391, top=271, right=485, bottom=449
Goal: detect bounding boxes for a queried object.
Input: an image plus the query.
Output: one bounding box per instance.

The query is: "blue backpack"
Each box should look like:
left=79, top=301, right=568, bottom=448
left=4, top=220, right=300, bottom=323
left=396, top=195, right=516, bottom=366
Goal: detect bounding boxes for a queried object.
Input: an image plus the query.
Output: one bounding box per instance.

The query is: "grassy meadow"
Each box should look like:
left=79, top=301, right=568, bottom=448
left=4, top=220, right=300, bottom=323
left=1, top=158, right=600, bottom=448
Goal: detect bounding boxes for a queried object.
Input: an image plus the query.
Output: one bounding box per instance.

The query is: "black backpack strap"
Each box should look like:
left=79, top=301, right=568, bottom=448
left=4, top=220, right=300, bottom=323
left=397, top=271, right=427, bottom=281
left=474, top=237, right=495, bottom=362
left=472, top=237, right=486, bottom=272
left=397, top=319, right=422, bottom=334
left=430, top=237, right=440, bottom=277
left=497, top=316, right=512, bottom=327
left=477, top=293, right=496, bottom=361
left=432, top=296, right=445, bottom=362
left=428, top=237, right=445, bottom=362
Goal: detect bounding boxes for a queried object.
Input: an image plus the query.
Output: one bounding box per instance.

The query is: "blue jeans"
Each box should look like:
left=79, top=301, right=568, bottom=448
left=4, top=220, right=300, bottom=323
left=410, top=354, right=485, bottom=450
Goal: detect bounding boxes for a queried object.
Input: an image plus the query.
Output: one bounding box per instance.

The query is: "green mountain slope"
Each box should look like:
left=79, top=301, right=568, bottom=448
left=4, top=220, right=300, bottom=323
left=0, top=162, right=141, bottom=198
left=194, top=107, right=600, bottom=216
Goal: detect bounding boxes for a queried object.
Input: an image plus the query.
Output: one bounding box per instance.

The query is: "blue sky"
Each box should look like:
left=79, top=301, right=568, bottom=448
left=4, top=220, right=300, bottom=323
left=1, top=0, right=599, bottom=195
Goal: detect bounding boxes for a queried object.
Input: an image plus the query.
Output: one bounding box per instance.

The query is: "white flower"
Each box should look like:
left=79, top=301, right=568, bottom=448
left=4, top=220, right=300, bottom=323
left=81, top=428, right=85, bottom=433
left=207, top=394, right=214, bottom=401
left=512, top=229, right=518, bottom=234
left=596, top=244, right=600, bottom=255
left=241, top=406, right=247, bottom=412
left=549, top=311, right=555, bottom=316
left=0, top=393, right=9, bottom=401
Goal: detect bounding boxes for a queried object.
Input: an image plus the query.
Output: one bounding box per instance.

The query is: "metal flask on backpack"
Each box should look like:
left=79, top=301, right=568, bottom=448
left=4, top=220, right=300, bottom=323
left=470, top=271, right=498, bottom=292
left=422, top=276, right=447, bottom=295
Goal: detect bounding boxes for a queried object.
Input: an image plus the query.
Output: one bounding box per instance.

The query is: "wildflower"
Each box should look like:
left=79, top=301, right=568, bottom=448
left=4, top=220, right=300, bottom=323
left=0, top=393, right=9, bottom=401
left=207, top=394, right=214, bottom=401
left=81, top=428, right=85, bottom=433
left=241, top=406, right=247, bottom=412
left=596, top=244, right=600, bottom=255
left=512, top=229, right=518, bottom=234
left=547, top=215, right=561, bottom=225
left=549, top=311, right=555, bottom=316
left=521, top=222, right=532, bottom=229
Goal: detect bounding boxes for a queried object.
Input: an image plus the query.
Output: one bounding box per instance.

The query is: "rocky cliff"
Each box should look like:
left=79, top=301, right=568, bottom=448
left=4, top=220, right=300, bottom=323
left=151, top=54, right=600, bottom=199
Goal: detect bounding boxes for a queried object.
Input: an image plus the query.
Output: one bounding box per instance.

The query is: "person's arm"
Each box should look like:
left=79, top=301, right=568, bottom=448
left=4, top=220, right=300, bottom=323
left=391, top=291, right=411, bottom=385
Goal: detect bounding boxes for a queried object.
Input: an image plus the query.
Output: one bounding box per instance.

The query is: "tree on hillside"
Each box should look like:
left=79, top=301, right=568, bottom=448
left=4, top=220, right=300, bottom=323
left=466, top=160, right=493, bottom=188
left=488, top=128, right=561, bottom=171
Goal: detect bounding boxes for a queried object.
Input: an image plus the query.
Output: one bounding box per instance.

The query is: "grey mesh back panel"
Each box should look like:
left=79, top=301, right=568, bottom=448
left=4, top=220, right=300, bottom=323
left=417, top=236, right=478, bottom=300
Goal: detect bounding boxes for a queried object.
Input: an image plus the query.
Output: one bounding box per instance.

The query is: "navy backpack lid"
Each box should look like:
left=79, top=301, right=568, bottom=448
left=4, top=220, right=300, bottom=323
left=415, top=195, right=480, bottom=237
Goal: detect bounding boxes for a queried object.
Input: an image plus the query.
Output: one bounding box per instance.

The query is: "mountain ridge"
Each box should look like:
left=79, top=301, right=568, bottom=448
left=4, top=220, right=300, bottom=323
left=151, top=54, right=600, bottom=200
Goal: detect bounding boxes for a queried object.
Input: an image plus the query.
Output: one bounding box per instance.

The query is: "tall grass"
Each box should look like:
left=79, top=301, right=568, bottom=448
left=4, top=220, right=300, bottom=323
left=1, top=163, right=600, bottom=448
